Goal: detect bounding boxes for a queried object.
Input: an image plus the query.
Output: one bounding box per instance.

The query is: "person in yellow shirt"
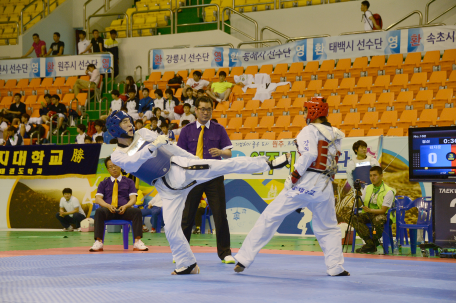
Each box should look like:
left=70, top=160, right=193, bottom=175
left=206, top=71, right=232, bottom=103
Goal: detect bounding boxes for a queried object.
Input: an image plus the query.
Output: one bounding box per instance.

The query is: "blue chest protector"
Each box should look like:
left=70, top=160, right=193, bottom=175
left=352, top=161, right=372, bottom=186
left=129, top=141, right=174, bottom=185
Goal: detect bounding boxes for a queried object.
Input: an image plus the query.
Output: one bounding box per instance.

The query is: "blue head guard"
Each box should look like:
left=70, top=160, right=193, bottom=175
left=106, top=110, right=135, bottom=138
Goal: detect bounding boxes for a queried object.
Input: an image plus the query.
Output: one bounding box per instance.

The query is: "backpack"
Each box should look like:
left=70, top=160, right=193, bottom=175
left=87, top=121, right=96, bottom=137
left=168, top=75, right=183, bottom=85
left=366, top=11, right=382, bottom=29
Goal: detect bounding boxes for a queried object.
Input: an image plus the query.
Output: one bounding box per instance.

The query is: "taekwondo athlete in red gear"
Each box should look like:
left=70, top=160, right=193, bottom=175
left=105, top=110, right=291, bottom=275
left=234, top=97, right=350, bottom=277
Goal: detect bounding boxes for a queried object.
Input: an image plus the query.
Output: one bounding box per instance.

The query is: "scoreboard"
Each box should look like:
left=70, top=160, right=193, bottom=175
left=409, top=127, right=456, bottom=182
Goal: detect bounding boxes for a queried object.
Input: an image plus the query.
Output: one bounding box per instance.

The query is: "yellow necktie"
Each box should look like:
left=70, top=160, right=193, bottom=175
left=196, top=125, right=205, bottom=159
left=112, top=179, right=118, bottom=208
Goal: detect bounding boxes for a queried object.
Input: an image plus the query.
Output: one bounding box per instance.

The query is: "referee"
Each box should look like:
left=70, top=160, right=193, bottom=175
left=177, top=96, right=235, bottom=264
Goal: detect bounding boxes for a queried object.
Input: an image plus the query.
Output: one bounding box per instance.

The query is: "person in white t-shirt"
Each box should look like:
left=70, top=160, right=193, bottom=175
left=101, top=90, right=123, bottom=120
left=75, top=124, right=87, bottom=144
left=183, top=71, right=210, bottom=99
left=77, top=31, right=91, bottom=55
left=361, top=1, right=380, bottom=31
left=346, top=140, right=380, bottom=189
left=74, top=64, right=100, bottom=97
left=92, top=120, right=104, bottom=142
left=56, top=188, right=86, bottom=232
left=179, top=103, right=196, bottom=126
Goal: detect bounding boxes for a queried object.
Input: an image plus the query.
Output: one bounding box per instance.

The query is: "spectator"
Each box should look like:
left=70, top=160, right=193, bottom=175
left=193, top=197, right=207, bottom=234
left=0, top=113, right=9, bottom=145
left=340, top=166, right=395, bottom=253
left=197, top=89, right=205, bottom=99
left=183, top=71, right=210, bottom=98
left=138, top=87, right=154, bottom=123
left=73, top=64, right=100, bottom=97
left=160, top=123, right=175, bottom=142
left=109, top=138, right=118, bottom=144
left=90, top=156, right=148, bottom=252
left=135, top=119, right=144, bottom=130
left=2, top=93, right=26, bottom=125
left=84, top=135, right=93, bottom=143
left=81, top=29, right=104, bottom=54
left=92, top=119, right=104, bottom=142
left=153, top=88, right=165, bottom=112
left=126, top=89, right=140, bottom=120
left=18, top=113, right=42, bottom=138
left=174, top=119, right=190, bottom=137
left=149, top=117, right=163, bottom=135
left=50, top=94, right=67, bottom=135
left=5, top=126, right=23, bottom=146
left=125, top=76, right=138, bottom=98
left=100, top=90, right=123, bottom=120
left=141, top=193, right=164, bottom=233
left=75, top=124, right=87, bottom=144
left=181, top=87, right=196, bottom=113
left=56, top=188, right=86, bottom=232
left=95, top=136, right=105, bottom=144
left=105, top=29, right=119, bottom=78
left=179, top=103, right=195, bottom=126
left=77, top=31, right=91, bottom=55
left=177, top=96, right=235, bottom=264
left=22, top=33, right=46, bottom=58
left=163, top=88, right=180, bottom=120
left=45, top=32, right=64, bottom=56
left=39, top=94, right=53, bottom=124
left=153, top=107, right=167, bottom=127
left=346, top=140, right=380, bottom=189
left=361, top=1, right=380, bottom=31
left=206, top=71, right=232, bottom=103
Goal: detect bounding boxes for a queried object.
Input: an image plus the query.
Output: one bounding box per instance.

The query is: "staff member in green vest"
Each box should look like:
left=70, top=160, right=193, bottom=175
left=353, top=166, right=395, bottom=253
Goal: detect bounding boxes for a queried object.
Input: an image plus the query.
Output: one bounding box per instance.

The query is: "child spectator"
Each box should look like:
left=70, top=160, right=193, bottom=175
left=75, top=124, right=87, bottom=144
left=181, top=87, right=196, bottom=113
left=126, top=89, right=140, bottom=120
left=2, top=93, right=26, bottom=125
left=197, top=89, right=205, bottom=98
left=207, top=71, right=233, bottom=103
left=56, top=188, right=86, bottom=232
left=149, top=117, right=163, bottom=135
left=125, top=76, right=138, bottom=98
left=84, top=135, right=93, bottom=143
left=153, top=88, right=165, bottom=113
left=153, top=107, right=167, bottom=127
left=135, top=119, right=144, bottom=130
left=95, top=136, right=105, bottom=144
left=138, top=87, right=154, bottom=123
left=183, top=71, right=210, bottom=98
left=40, top=94, right=53, bottom=124
left=179, top=103, right=195, bottom=126
left=164, top=88, right=180, bottom=120
left=77, top=30, right=91, bottom=54
left=18, top=113, right=40, bottom=138
left=141, top=193, right=164, bottom=233
left=92, top=120, right=104, bottom=142
left=46, top=32, right=64, bottom=56
left=5, top=126, right=23, bottom=146
left=160, top=123, right=175, bottom=142
left=100, top=90, right=123, bottom=120
left=174, top=119, right=190, bottom=137
left=50, top=94, right=67, bottom=135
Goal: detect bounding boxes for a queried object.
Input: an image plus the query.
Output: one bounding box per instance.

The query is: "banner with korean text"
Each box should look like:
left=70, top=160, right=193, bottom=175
left=0, top=53, right=113, bottom=80
left=150, top=25, right=456, bottom=71
left=0, top=144, right=101, bottom=178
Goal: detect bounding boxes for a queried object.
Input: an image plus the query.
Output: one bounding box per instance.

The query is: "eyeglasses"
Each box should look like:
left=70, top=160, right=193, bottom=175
left=197, top=107, right=213, bottom=113
left=107, top=166, right=117, bottom=170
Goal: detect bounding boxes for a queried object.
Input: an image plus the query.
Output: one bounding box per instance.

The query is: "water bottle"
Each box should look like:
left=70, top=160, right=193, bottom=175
left=393, top=240, right=399, bottom=255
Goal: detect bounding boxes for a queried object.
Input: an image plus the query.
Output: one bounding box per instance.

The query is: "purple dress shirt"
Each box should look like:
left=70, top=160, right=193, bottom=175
left=177, top=120, right=232, bottom=160
left=96, top=176, right=137, bottom=207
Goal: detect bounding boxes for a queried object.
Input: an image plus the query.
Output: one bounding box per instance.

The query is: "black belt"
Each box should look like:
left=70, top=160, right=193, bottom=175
left=162, top=163, right=210, bottom=190
left=307, top=168, right=325, bottom=174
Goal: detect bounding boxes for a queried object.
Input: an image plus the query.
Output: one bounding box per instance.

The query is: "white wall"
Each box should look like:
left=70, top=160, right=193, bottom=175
left=231, top=0, right=456, bottom=43
left=117, top=30, right=245, bottom=81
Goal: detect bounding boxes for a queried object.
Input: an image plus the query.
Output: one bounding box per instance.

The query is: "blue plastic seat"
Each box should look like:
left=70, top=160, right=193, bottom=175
left=396, top=196, right=434, bottom=256
left=200, top=205, right=213, bottom=234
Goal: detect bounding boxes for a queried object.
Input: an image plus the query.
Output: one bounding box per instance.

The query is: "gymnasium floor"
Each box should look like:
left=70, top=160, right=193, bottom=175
left=1, top=230, right=456, bottom=303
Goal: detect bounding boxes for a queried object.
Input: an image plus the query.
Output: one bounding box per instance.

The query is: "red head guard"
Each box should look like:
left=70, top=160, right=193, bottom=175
left=304, top=97, right=328, bottom=124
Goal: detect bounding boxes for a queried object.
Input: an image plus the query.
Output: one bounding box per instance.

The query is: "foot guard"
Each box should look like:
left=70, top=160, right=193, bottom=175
left=171, top=263, right=200, bottom=275
left=334, top=270, right=350, bottom=276
left=268, top=154, right=290, bottom=170
left=234, top=262, right=245, bottom=273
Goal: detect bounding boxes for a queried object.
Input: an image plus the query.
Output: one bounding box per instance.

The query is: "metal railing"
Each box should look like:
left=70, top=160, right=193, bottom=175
left=396, top=23, right=446, bottom=31
left=340, top=29, right=383, bottom=36
left=83, top=0, right=112, bottom=31
left=195, top=43, right=235, bottom=48
left=69, top=98, right=79, bottom=127
left=238, top=39, right=281, bottom=48
left=134, top=65, right=143, bottom=87
left=425, top=0, right=437, bottom=24
left=105, top=66, right=114, bottom=93
left=176, top=4, right=220, bottom=33
left=130, top=9, right=174, bottom=37
left=260, top=26, right=290, bottom=45
left=88, top=12, right=129, bottom=38
left=384, top=10, right=423, bottom=31
left=98, top=97, right=109, bottom=117
left=49, top=113, right=59, bottom=144
left=286, top=34, right=331, bottom=43
left=30, top=130, right=41, bottom=145
left=427, top=3, right=456, bottom=24
left=148, top=46, right=189, bottom=74
left=60, top=130, right=70, bottom=145
left=222, top=7, right=258, bottom=42
left=21, top=0, right=46, bottom=33
left=0, top=22, right=20, bottom=44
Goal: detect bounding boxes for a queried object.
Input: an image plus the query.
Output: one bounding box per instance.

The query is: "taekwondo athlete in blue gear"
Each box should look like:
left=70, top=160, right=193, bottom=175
left=234, top=97, right=350, bottom=277
left=106, top=110, right=291, bottom=275
left=346, top=140, right=380, bottom=189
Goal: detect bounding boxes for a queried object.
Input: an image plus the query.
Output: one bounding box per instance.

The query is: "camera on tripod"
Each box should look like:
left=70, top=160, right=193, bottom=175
left=354, top=179, right=362, bottom=191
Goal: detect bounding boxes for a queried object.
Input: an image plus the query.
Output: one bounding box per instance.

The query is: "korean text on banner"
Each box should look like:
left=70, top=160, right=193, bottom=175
left=0, top=144, right=101, bottom=178
left=0, top=58, right=41, bottom=80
